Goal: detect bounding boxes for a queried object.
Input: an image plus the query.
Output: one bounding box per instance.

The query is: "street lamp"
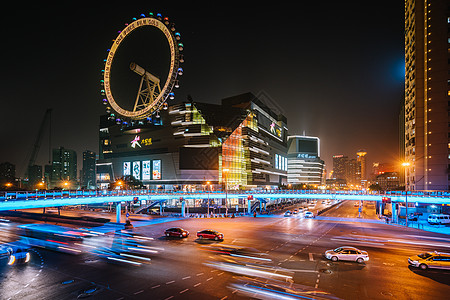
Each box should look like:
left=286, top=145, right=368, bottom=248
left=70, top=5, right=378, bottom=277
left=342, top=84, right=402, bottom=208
left=402, top=162, right=410, bottom=226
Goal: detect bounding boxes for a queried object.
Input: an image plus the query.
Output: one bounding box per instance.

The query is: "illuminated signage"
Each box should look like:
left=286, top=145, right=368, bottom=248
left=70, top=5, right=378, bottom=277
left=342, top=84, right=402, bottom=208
left=131, top=135, right=141, bottom=148
left=275, top=154, right=288, bottom=171
left=297, top=153, right=317, bottom=159
left=141, top=138, right=152, bottom=146
left=142, top=160, right=151, bottom=180
left=131, top=135, right=152, bottom=148
left=133, top=161, right=141, bottom=180
left=270, top=122, right=282, bottom=138
left=123, top=162, right=131, bottom=175
left=152, top=160, right=161, bottom=180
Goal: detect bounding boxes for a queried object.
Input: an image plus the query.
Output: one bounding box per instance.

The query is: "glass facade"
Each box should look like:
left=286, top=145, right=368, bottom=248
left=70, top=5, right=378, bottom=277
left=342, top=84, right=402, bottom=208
left=221, top=113, right=257, bottom=188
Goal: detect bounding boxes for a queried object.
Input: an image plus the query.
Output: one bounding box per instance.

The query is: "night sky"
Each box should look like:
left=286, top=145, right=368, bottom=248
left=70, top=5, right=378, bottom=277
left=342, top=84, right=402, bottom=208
left=0, top=2, right=404, bottom=177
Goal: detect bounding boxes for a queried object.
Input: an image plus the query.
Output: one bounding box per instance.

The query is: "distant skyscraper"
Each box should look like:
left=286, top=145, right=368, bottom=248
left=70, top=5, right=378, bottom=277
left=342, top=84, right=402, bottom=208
left=332, top=155, right=347, bottom=180
left=346, top=158, right=358, bottom=186
left=82, top=150, right=96, bottom=189
left=356, top=150, right=367, bottom=181
left=0, top=162, right=15, bottom=185
left=404, top=0, right=449, bottom=190
left=27, top=165, right=43, bottom=187
left=50, top=147, right=77, bottom=188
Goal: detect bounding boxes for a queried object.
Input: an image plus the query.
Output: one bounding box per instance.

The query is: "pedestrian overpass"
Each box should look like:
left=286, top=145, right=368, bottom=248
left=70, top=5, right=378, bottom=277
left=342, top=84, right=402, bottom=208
left=1, top=189, right=449, bottom=222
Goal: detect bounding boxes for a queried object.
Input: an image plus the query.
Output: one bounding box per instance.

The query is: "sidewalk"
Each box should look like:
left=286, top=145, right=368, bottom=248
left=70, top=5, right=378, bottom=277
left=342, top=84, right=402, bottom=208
left=398, top=219, right=450, bottom=235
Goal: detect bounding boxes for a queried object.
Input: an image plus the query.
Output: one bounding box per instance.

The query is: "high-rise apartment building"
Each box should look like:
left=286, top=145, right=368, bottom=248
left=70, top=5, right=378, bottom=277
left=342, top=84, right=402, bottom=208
left=50, top=147, right=77, bottom=188
left=82, top=150, right=96, bottom=189
left=404, top=0, right=449, bottom=190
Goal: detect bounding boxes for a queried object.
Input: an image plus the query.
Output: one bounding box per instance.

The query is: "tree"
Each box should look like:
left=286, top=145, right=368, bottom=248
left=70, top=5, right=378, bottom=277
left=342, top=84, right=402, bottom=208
left=112, top=175, right=145, bottom=190
left=368, top=183, right=382, bottom=191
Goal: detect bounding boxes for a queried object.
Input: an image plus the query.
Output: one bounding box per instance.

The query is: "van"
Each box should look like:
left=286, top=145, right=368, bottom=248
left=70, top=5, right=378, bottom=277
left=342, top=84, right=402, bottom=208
left=427, top=214, right=450, bottom=225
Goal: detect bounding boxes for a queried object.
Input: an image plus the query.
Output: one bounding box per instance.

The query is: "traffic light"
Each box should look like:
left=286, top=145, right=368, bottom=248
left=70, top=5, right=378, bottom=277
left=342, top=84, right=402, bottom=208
left=382, top=197, right=391, bottom=203
left=247, top=195, right=253, bottom=200
left=133, top=197, right=139, bottom=204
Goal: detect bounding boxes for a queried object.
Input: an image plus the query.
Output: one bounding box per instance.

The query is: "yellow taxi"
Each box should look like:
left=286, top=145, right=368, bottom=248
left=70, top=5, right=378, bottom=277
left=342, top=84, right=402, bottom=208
left=408, top=251, right=450, bottom=270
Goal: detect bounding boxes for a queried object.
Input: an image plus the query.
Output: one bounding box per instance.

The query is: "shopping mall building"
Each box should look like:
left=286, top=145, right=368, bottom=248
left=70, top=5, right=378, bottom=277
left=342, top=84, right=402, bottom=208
left=96, top=93, right=289, bottom=191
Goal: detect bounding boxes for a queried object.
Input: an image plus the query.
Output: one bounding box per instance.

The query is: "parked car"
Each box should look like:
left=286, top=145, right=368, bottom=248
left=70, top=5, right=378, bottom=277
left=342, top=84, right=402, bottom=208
left=304, top=211, right=315, bottom=218
left=325, top=246, right=369, bottom=263
left=284, top=210, right=292, bottom=217
left=408, top=251, right=450, bottom=270
left=197, top=229, right=223, bottom=241
left=165, top=227, right=189, bottom=238
left=408, top=213, right=419, bottom=221
left=427, top=214, right=450, bottom=225
left=293, top=209, right=298, bottom=215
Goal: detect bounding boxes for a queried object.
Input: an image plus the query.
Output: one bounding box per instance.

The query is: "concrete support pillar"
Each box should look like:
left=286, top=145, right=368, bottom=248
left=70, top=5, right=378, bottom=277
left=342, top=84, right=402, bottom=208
left=116, top=202, right=121, bottom=223
left=247, top=199, right=251, bottom=214
left=160, top=202, right=163, bottom=216
left=259, top=201, right=262, bottom=213
left=391, top=201, right=397, bottom=223
left=181, top=200, right=186, bottom=218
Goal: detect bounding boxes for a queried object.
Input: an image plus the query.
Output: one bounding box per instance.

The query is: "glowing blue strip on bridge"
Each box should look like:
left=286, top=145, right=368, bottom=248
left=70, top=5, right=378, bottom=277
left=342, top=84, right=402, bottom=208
left=0, top=190, right=449, bottom=211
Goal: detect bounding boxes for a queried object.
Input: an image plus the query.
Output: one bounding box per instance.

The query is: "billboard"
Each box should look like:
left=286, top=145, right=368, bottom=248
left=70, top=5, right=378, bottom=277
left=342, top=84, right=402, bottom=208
left=132, top=161, right=141, bottom=180
left=142, top=160, right=151, bottom=180
left=152, top=160, right=161, bottom=180
left=123, top=162, right=131, bottom=176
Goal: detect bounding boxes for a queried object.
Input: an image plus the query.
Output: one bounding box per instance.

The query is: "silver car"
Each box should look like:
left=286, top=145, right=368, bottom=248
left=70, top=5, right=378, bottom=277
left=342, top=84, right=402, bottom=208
left=325, top=246, right=369, bottom=263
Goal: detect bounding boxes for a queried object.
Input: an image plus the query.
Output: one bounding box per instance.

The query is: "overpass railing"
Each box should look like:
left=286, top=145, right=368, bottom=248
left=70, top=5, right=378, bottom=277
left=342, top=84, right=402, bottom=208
left=1, top=189, right=449, bottom=202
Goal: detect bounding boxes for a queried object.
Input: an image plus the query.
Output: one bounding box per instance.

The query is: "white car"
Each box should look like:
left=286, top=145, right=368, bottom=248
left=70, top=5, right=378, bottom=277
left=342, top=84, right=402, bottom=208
left=284, top=211, right=292, bottom=217
left=304, top=211, right=314, bottom=218
left=325, top=246, right=369, bottom=263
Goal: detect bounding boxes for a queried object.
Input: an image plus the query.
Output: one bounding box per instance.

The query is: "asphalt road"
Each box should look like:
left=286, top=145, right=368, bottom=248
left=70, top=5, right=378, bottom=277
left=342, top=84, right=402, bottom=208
left=0, top=200, right=449, bottom=299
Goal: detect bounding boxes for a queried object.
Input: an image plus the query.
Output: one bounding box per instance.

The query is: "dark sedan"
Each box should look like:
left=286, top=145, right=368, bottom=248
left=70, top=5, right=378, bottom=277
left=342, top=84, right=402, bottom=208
left=197, top=229, right=224, bottom=241
left=165, top=227, right=189, bottom=238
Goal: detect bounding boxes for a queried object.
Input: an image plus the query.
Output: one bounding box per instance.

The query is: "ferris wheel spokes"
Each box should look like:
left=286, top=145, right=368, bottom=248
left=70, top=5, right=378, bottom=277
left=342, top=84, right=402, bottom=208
left=130, top=62, right=162, bottom=113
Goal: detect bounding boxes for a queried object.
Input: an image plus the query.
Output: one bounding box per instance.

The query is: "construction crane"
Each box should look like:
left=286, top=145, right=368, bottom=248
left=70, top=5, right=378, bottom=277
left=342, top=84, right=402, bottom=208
left=25, top=108, right=52, bottom=177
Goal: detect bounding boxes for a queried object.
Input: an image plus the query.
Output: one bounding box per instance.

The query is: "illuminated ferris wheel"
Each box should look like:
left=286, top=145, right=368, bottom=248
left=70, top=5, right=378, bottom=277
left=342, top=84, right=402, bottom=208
left=101, top=13, right=184, bottom=123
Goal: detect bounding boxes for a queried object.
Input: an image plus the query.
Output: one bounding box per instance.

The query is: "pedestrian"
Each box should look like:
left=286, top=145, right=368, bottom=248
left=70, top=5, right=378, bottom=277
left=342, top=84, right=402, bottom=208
left=253, top=212, right=257, bottom=218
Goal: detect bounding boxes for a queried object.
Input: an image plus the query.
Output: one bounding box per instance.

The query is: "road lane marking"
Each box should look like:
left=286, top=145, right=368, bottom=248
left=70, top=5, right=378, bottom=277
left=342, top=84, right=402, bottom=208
left=133, top=290, right=144, bottom=295
left=196, top=272, right=204, bottom=276
left=166, top=280, right=175, bottom=285
left=194, top=283, right=201, bottom=287
left=151, top=284, right=160, bottom=289
left=180, top=289, right=189, bottom=294
left=182, top=276, right=191, bottom=280
left=206, top=277, right=213, bottom=281
left=309, top=253, right=314, bottom=261
left=164, top=296, right=174, bottom=300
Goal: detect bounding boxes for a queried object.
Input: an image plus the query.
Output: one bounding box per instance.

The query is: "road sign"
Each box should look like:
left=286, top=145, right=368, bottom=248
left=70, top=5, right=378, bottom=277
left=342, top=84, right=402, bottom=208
left=126, top=213, right=130, bottom=218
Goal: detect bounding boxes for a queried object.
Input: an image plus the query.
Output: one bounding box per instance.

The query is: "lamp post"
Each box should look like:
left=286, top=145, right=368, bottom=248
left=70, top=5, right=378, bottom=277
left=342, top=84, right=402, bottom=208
left=402, top=162, right=410, bottom=226
left=206, top=181, right=211, bottom=217
left=223, top=168, right=229, bottom=216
